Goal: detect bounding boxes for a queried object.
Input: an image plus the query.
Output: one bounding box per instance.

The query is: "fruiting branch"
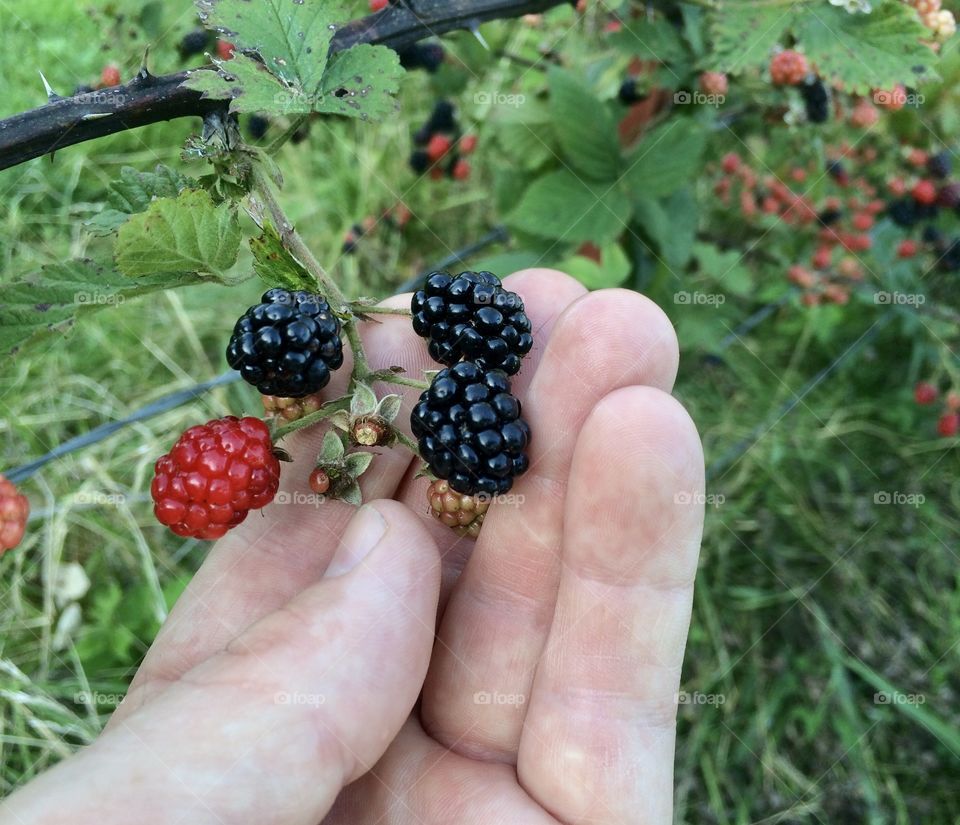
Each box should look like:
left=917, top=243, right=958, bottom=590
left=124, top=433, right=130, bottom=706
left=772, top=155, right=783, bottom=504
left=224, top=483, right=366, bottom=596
left=0, top=0, right=567, bottom=171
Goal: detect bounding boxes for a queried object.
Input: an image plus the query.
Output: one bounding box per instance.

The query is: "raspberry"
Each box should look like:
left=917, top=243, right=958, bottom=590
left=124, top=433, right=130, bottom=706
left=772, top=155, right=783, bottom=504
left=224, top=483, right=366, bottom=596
left=927, top=151, right=951, bottom=179
left=770, top=50, right=809, bottom=86
left=101, top=64, right=121, bottom=87
left=227, top=288, right=344, bottom=398
left=913, top=179, right=938, bottom=205
left=412, top=271, right=533, bottom=375
left=411, top=361, right=531, bottom=496
left=0, top=474, right=29, bottom=554
left=938, top=412, right=959, bottom=438
left=915, top=381, right=938, bottom=405
left=427, top=479, right=490, bottom=538
left=261, top=390, right=326, bottom=422
left=151, top=416, right=280, bottom=540
left=180, top=29, right=210, bottom=57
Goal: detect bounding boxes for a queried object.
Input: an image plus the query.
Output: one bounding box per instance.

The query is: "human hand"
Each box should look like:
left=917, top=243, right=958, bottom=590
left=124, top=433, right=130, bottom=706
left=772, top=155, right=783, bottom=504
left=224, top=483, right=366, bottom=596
left=1, top=269, right=704, bottom=825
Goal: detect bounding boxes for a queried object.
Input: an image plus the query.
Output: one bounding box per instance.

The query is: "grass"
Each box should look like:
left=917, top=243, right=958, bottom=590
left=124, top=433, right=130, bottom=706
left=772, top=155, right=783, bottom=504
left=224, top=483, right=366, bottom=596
left=2, top=0, right=959, bottom=821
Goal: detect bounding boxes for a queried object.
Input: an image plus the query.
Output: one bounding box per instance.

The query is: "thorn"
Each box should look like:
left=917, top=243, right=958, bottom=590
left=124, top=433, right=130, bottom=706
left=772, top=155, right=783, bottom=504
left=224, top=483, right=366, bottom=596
left=468, top=23, right=489, bottom=51
left=80, top=112, right=113, bottom=122
left=39, top=71, right=60, bottom=101
left=134, top=48, right=155, bottom=85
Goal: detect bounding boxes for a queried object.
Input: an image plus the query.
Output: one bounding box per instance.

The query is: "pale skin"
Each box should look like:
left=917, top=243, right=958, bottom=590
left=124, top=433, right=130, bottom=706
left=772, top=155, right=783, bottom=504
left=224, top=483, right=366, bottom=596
left=2, top=269, right=705, bottom=825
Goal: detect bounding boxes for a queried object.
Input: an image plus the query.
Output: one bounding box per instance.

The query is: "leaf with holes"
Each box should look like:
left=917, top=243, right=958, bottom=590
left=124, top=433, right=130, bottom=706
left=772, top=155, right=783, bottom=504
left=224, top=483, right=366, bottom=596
left=86, top=165, right=197, bottom=235
left=115, top=189, right=241, bottom=280
left=317, top=44, right=403, bottom=120
left=708, top=1, right=796, bottom=75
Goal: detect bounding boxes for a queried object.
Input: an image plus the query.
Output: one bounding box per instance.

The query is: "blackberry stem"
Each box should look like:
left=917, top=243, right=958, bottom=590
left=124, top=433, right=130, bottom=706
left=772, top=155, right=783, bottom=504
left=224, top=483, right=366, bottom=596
left=272, top=397, right=352, bottom=441
left=351, top=304, right=413, bottom=317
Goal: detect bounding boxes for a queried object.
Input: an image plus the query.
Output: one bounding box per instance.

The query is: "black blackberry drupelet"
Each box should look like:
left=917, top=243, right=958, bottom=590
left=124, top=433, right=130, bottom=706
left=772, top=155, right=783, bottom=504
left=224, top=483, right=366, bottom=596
left=180, top=29, right=210, bottom=57
left=411, top=361, right=531, bottom=496
left=412, top=271, right=534, bottom=375
left=226, top=289, right=344, bottom=398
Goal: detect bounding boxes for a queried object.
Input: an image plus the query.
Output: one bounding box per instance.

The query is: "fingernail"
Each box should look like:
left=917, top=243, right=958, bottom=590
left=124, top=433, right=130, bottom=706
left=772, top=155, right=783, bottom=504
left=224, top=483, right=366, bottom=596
left=325, top=504, right=387, bottom=577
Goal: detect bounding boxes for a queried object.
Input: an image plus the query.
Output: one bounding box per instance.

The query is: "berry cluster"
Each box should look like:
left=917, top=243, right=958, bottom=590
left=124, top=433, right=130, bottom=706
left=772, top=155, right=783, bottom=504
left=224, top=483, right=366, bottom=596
left=411, top=362, right=531, bottom=497
left=411, top=271, right=533, bottom=498
left=427, top=478, right=490, bottom=537
left=412, top=271, right=533, bottom=375
left=226, top=288, right=344, bottom=398
left=905, top=0, right=956, bottom=43
left=409, top=101, right=475, bottom=181
left=0, top=474, right=29, bottom=554
left=151, top=416, right=281, bottom=540
left=914, top=381, right=960, bottom=437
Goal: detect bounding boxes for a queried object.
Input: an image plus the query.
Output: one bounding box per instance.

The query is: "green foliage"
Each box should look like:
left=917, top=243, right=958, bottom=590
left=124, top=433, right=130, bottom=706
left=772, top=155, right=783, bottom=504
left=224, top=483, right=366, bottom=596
left=184, top=0, right=403, bottom=120
left=249, top=222, right=315, bottom=291
left=548, top=68, right=621, bottom=181
left=114, top=189, right=241, bottom=279
left=86, top=165, right=197, bottom=236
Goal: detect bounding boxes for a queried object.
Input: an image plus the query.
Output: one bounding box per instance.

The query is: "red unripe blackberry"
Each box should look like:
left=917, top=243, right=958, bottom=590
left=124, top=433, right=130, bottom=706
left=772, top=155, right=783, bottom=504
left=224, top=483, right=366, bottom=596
left=938, top=412, right=959, bottom=438
left=426, top=134, right=452, bottom=162
left=912, top=179, right=938, bottom=205
left=216, top=40, right=236, bottom=60
left=369, top=0, right=389, bottom=10
left=721, top=153, right=741, bottom=174
left=101, top=64, right=121, bottom=87
left=151, top=416, right=280, bottom=540
left=0, top=475, right=29, bottom=554
left=769, top=50, right=809, bottom=86
left=412, top=271, right=533, bottom=375
left=460, top=134, right=478, bottom=155
left=411, top=361, right=530, bottom=497
left=427, top=479, right=490, bottom=538
left=309, top=468, right=331, bottom=495
left=451, top=159, right=471, bottom=180
left=914, top=381, right=938, bottom=405
left=897, top=239, right=918, bottom=259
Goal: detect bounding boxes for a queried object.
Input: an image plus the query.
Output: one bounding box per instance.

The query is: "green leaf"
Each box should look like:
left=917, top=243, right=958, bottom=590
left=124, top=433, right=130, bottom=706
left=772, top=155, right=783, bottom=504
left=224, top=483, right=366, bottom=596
left=708, top=1, right=796, bottom=75
left=350, top=383, right=379, bottom=416
left=548, top=68, right=621, bottom=181
left=115, top=189, right=241, bottom=279
left=0, top=260, right=203, bottom=358
left=692, top=242, right=752, bottom=296
left=196, top=0, right=347, bottom=91
left=185, top=54, right=315, bottom=115
left=344, top=451, right=375, bottom=478
left=320, top=429, right=346, bottom=462
left=317, top=44, right=403, bottom=121
left=795, top=4, right=937, bottom=94
left=507, top=170, right=632, bottom=245
left=339, top=480, right=363, bottom=507
left=608, top=19, right=688, bottom=64
left=557, top=243, right=631, bottom=290
left=623, top=119, right=706, bottom=199
left=635, top=188, right=698, bottom=271
left=375, top=394, right=403, bottom=423
left=86, top=165, right=196, bottom=235
left=250, top=223, right=315, bottom=291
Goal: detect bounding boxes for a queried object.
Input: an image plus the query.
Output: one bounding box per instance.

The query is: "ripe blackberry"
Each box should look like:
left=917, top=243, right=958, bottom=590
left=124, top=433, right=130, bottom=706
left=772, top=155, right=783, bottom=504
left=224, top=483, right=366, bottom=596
left=227, top=288, right=344, bottom=398
left=180, top=29, right=210, bottom=57
left=410, top=149, right=430, bottom=174
left=618, top=78, right=646, bottom=105
left=799, top=77, right=829, bottom=123
left=247, top=114, right=270, bottom=140
left=398, top=42, right=445, bottom=73
left=412, top=271, right=533, bottom=375
left=427, top=100, right=457, bottom=133
left=151, top=416, right=280, bottom=540
left=928, top=151, right=952, bottom=179
left=888, top=198, right=919, bottom=227
left=411, top=361, right=531, bottom=496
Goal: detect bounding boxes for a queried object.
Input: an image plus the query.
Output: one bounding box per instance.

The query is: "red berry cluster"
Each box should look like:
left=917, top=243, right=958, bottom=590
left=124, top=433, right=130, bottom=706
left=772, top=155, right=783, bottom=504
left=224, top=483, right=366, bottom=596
left=409, top=101, right=475, bottom=181
left=769, top=50, right=810, bottom=86
left=0, top=474, right=29, bottom=554
left=151, top=416, right=280, bottom=540
left=914, top=382, right=960, bottom=437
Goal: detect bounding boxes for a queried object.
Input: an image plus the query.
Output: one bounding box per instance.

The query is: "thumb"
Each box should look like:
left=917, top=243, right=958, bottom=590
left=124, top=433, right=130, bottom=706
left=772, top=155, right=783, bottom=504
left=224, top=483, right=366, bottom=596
left=1, top=500, right=440, bottom=825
